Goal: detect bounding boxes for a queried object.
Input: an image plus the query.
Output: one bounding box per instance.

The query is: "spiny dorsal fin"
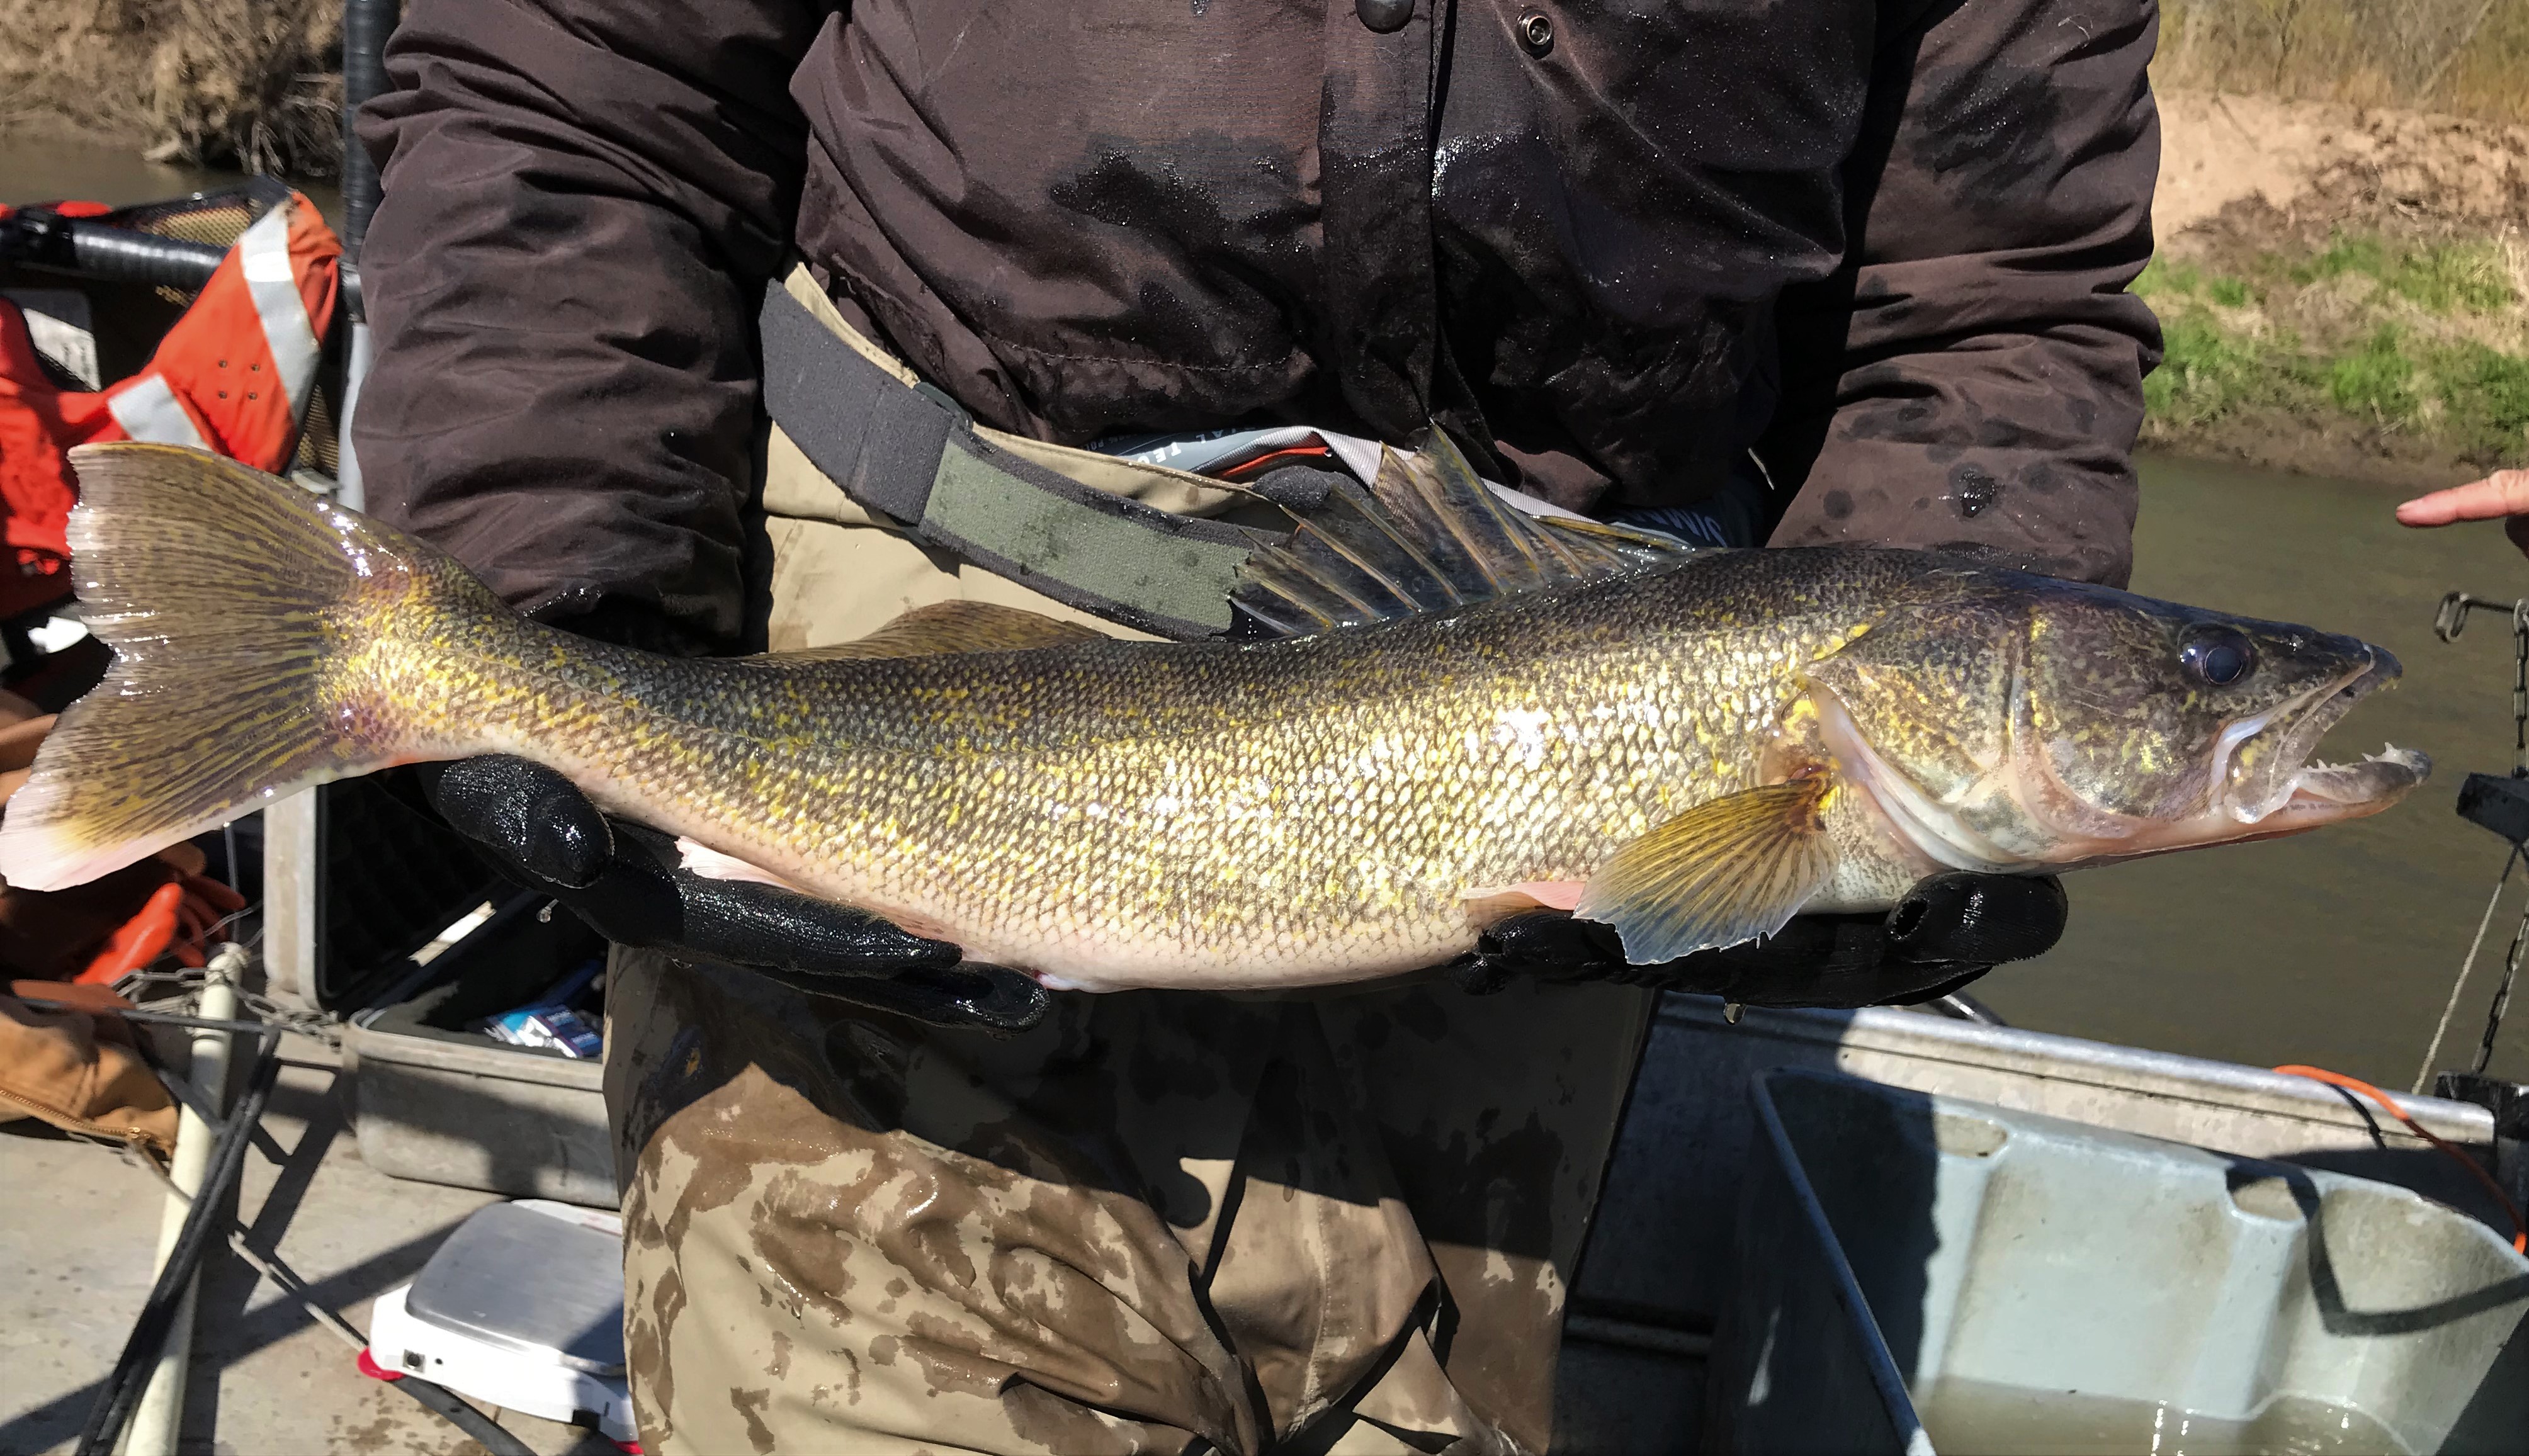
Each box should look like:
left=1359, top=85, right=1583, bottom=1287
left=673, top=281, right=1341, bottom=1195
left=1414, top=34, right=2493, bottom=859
left=1231, top=427, right=1699, bottom=635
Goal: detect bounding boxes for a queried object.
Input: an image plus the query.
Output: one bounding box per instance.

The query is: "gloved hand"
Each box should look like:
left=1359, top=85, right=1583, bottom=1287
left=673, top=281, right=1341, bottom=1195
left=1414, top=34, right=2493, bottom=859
left=411, top=757, right=1048, bottom=1032
left=1449, top=872, right=2067, bottom=1008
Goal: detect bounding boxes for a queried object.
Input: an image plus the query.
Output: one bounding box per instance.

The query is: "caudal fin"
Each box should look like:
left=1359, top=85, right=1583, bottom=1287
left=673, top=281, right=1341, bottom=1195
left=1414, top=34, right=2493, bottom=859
left=0, top=444, right=481, bottom=891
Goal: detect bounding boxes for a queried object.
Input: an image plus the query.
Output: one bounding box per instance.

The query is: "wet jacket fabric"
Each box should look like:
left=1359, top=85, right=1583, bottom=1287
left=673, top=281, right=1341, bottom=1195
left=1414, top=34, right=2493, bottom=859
left=355, top=0, right=2164, bottom=656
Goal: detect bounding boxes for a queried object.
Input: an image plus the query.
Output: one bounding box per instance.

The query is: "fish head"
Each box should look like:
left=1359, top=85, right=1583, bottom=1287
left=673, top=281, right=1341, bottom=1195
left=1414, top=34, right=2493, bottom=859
left=1805, top=571, right=2429, bottom=872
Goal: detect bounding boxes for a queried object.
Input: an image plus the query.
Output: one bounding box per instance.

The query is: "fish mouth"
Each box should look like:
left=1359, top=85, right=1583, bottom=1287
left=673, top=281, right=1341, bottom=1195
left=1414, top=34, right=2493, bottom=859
left=1811, top=649, right=2430, bottom=872
left=2217, top=653, right=2430, bottom=833
left=2261, top=748, right=2434, bottom=821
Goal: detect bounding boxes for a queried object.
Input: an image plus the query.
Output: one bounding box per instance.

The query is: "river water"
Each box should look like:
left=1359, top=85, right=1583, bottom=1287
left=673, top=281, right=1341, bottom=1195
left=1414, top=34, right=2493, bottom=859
left=3, top=146, right=2523, bottom=1085
left=1986, top=453, right=2529, bottom=1087
left=0, top=140, right=339, bottom=218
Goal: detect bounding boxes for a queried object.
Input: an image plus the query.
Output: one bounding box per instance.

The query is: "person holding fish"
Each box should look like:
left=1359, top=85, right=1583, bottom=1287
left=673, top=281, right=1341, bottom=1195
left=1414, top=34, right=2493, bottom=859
left=4, top=1, right=2436, bottom=1452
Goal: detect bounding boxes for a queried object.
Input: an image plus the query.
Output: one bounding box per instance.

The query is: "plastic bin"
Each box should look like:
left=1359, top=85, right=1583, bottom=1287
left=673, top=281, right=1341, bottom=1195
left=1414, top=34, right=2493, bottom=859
left=1551, top=998, right=2511, bottom=1453
left=342, top=895, right=617, bottom=1209
left=1705, top=1068, right=2529, bottom=1455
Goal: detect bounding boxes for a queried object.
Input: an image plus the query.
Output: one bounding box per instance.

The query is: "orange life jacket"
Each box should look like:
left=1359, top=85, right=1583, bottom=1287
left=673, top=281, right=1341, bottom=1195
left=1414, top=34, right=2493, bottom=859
left=0, top=192, right=341, bottom=620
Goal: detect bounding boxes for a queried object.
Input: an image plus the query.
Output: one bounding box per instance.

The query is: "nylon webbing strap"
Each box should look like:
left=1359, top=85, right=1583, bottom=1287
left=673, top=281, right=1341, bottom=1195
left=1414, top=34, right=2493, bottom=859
left=759, top=283, right=1267, bottom=640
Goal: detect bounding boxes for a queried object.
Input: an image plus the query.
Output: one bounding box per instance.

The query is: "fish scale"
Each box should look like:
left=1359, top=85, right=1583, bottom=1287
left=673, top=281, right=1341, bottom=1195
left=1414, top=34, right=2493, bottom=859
left=346, top=558, right=1876, bottom=990
left=0, top=443, right=2429, bottom=992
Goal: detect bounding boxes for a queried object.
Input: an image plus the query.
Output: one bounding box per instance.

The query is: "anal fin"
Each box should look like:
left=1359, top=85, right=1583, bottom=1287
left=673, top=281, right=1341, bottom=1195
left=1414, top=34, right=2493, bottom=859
left=1574, top=778, right=1837, bottom=964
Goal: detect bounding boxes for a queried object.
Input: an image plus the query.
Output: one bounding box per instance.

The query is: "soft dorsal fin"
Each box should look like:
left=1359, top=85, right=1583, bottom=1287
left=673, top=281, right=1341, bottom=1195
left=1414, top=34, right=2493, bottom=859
left=1231, top=427, right=1699, bottom=635
left=755, top=600, right=1103, bottom=661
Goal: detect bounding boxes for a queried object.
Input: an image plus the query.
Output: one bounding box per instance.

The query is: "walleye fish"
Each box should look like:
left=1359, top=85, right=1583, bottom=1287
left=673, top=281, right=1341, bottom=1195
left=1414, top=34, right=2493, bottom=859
left=0, top=441, right=2427, bottom=991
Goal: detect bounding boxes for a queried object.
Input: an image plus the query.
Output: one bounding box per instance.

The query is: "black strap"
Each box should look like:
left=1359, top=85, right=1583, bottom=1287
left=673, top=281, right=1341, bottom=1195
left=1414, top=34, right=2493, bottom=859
left=759, top=283, right=1276, bottom=640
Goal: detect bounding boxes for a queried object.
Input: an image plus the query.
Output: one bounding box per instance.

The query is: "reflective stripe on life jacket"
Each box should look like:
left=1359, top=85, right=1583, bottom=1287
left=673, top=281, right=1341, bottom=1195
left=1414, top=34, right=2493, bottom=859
left=99, top=195, right=339, bottom=463
left=102, top=374, right=212, bottom=451
left=0, top=192, right=340, bottom=609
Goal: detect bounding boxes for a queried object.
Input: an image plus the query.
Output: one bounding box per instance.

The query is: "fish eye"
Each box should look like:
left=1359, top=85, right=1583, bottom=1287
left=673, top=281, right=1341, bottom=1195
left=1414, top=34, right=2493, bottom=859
left=2181, top=628, right=2255, bottom=687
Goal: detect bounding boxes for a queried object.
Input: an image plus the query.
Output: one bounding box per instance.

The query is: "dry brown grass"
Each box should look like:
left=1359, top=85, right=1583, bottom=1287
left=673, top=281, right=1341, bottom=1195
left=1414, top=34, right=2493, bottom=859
left=0, top=0, right=340, bottom=176
left=2, top=0, right=2521, bottom=173
left=2161, top=0, right=2529, bottom=125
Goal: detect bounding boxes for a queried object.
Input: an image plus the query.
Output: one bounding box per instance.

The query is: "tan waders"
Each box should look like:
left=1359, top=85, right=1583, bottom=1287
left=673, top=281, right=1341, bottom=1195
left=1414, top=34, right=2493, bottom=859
left=603, top=269, right=1656, bottom=1455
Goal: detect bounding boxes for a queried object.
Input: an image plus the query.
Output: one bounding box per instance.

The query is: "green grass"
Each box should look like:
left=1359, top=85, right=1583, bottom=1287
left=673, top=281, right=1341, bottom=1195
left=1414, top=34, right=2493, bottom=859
left=2326, top=325, right=2418, bottom=422
left=2144, top=315, right=2298, bottom=427
left=2142, top=312, right=2529, bottom=466
left=2141, top=234, right=2519, bottom=317
left=2136, top=230, right=2529, bottom=468
left=2430, top=341, right=2529, bottom=461
left=2295, top=237, right=2515, bottom=314
left=2133, top=257, right=2202, bottom=299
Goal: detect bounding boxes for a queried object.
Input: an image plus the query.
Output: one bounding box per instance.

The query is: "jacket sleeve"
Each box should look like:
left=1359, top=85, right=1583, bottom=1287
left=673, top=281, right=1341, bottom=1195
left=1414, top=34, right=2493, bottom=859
left=353, top=0, right=835, bottom=653
left=1760, top=0, right=2163, bottom=589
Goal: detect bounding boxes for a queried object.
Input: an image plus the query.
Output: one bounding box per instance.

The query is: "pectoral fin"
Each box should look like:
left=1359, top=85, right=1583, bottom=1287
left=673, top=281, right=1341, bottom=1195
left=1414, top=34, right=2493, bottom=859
left=1573, top=778, right=1837, bottom=964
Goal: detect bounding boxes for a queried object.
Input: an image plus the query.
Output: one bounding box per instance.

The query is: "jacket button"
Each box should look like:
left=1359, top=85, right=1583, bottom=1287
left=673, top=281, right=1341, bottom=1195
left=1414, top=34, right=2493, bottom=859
left=1519, top=10, right=1553, bottom=54
left=1357, top=0, right=1413, bottom=33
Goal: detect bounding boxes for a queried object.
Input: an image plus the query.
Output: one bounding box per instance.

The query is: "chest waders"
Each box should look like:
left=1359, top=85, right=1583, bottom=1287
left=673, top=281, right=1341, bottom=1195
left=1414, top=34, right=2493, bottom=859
left=600, top=266, right=1658, bottom=1456
left=755, top=266, right=1293, bottom=646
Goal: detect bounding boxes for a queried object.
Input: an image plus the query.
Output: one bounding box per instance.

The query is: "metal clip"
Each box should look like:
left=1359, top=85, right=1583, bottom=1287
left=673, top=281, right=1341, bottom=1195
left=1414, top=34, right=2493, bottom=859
left=2435, top=591, right=2529, bottom=778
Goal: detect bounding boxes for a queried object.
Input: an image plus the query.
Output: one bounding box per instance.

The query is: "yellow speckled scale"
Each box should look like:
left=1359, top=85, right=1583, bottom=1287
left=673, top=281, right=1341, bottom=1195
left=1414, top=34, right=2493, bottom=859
left=371, top=553, right=1908, bottom=988
left=0, top=444, right=2428, bottom=991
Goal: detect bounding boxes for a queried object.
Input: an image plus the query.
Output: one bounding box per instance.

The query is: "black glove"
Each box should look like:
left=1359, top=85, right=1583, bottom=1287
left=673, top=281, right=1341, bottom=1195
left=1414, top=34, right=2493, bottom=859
left=1449, top=872, right=2066, bottom=1009
left=409, top=757, right=1048, bottom=1032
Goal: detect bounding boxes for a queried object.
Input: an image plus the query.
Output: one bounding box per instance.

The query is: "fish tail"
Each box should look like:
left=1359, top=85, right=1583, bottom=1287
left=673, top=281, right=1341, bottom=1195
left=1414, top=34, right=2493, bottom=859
left=0, top=443, right=498, bottom=891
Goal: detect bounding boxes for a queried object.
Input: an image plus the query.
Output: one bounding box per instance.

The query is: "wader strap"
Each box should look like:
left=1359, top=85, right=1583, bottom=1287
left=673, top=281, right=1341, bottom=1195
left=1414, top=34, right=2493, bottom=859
left=759, top=282, right=1272, bottom=640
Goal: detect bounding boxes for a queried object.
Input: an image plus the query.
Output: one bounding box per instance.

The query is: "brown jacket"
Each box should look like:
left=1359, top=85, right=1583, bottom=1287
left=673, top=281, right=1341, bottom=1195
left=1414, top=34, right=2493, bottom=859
left=355, top=0, right=2163, bottom=653
left=0, top=982, right=177, bottom=1156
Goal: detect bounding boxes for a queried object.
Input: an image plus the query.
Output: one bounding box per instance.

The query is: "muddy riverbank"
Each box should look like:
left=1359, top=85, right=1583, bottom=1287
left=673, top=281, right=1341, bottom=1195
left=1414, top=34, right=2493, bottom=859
left=0, top=0, right=339, bottom=179
left=2146, top=91, right=2529, bottom=485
